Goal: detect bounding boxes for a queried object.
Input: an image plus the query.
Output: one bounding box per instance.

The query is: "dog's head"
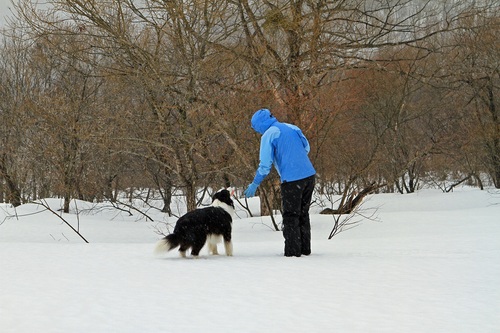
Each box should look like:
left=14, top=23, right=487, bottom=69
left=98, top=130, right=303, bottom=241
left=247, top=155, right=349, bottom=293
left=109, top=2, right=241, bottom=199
left=212, top=189, right=234, bottom=209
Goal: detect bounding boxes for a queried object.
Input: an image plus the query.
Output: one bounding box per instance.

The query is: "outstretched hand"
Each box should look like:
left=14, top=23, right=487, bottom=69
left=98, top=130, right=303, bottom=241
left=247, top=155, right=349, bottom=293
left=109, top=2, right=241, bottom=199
left=244, top=183, right=258, bottom=197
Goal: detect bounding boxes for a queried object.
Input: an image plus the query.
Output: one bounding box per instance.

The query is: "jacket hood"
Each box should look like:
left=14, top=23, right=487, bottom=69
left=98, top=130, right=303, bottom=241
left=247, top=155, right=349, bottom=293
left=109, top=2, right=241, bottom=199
left=251, top=109, right=277, bottom=134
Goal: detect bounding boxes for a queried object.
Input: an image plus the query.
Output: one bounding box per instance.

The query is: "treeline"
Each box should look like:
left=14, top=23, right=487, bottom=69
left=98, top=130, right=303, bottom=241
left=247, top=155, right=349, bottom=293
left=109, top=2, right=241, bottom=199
left=0, top=0, right=499, bottom=213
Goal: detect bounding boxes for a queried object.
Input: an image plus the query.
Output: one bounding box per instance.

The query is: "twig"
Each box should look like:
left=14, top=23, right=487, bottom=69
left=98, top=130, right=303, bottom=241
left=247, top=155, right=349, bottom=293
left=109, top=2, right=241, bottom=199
left=34, top=199, right=89, bottom=243
left=233, top=194, right=254, bottom=218
left=107, top=199, right=155, bottom=222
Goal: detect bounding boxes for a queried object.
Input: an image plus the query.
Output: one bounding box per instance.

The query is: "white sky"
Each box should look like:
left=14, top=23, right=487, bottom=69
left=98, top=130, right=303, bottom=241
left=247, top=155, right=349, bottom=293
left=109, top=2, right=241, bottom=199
left=0, top=0, right=13, bottom=26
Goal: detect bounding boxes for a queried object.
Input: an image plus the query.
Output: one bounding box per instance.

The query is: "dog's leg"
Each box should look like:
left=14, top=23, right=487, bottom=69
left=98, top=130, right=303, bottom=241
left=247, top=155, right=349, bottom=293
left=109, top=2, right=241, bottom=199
left=208, top=243, right=219, bottom=255
left=223, top=231, right=233, bottom=256
left=179, top=245, right=188, bottom=258
left=224, top=240, right=233, bottom=256
left=207, top=235, right=220, bottom=255
left=191, top=242, right=204, bottom=257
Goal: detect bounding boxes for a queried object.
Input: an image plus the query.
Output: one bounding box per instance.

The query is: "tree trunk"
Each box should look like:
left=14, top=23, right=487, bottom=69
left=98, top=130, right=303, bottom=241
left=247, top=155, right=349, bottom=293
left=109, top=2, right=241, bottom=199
left=185, top=183, right=197, bottom=212
left=486, top=80, right=500, bottom=188
left=105, top=174, right=117, bottom=202
left=160, top=178, right=173, bottom=215
left=0, top=158, right=22, bottom=207
left=260, top=179, right=281, bottom=216
left=63, top=193, right=71, bottom=214
left=260, top=187, right=280, bottom=231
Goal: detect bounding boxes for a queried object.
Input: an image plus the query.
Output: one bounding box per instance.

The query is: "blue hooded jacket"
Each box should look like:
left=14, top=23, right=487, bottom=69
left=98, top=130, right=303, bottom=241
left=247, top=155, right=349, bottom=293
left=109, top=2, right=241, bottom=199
left=251, top=109, right=316, bottom=185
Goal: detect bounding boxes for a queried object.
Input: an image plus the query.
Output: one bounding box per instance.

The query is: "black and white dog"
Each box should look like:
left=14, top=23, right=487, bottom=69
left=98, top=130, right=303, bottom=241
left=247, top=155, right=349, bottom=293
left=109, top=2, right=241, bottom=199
left=155, top=189, right=234, bottom=258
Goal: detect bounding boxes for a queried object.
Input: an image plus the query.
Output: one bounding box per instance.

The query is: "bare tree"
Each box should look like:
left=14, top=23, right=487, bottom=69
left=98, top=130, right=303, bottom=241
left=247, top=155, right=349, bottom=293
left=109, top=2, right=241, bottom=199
left=448, top=12, right=500, bottom=188
left=12, top=0, right=234, bottom=210
left=0, top=29, right=33, bottom=206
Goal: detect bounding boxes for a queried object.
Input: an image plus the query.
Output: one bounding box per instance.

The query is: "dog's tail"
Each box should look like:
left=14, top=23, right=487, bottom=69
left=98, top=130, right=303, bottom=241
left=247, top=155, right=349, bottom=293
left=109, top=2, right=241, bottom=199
left=154, top=234, right=179, bottom=254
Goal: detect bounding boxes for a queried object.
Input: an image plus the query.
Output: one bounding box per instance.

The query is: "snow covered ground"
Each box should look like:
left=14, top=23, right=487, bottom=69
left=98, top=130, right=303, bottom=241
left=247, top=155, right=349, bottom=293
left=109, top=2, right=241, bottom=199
left=1, top=187, right=499, bottom=333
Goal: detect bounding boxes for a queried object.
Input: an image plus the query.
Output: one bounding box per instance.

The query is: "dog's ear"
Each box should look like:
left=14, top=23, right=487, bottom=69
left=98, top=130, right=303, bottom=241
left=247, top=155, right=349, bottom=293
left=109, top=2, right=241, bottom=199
left=212, top=190, right=223, bottom=202
left=212, top=189, right=233, bottom=206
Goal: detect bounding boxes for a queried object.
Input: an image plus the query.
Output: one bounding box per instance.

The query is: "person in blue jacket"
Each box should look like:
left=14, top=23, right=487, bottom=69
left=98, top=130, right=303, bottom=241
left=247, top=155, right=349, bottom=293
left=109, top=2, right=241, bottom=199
left=244, top=108, right=316, bottom=257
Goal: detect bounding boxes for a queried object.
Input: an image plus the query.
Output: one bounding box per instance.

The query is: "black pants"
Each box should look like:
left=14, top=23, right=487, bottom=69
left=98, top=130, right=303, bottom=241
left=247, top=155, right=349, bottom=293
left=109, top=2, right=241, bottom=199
left=281, top=175, right=315, bottom=257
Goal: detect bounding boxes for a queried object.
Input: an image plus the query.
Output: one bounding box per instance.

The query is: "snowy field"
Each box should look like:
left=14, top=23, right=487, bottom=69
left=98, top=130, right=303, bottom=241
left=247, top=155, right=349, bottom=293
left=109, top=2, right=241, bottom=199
left=1, top=187, right=499, bottom=333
